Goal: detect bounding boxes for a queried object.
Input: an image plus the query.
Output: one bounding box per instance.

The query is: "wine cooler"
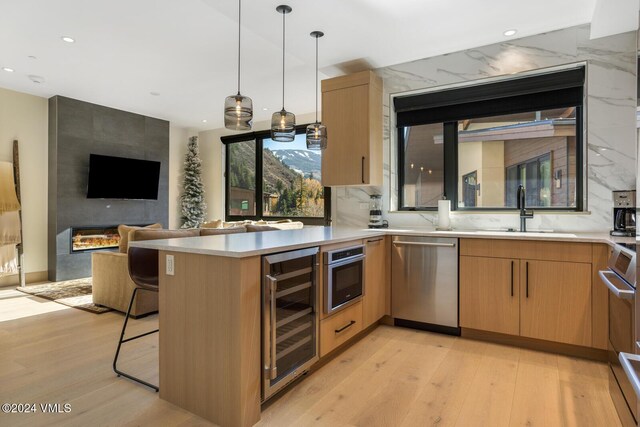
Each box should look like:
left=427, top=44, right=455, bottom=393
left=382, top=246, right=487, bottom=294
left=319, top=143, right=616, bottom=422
left=262, top=246, right=320, bottom=401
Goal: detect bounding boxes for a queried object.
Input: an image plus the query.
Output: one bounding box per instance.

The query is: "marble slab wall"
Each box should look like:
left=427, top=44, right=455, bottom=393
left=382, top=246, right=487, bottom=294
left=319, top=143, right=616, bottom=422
left=333, top=25, right=637, bottom=232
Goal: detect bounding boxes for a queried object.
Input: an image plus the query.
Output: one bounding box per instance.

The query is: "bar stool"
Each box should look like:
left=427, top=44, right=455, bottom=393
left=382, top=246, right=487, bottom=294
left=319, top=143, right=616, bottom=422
left=112, top=246, right=159, bottom=392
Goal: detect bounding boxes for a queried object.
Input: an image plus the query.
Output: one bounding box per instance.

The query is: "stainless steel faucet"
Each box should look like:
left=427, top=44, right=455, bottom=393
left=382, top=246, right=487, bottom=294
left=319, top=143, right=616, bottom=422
left=517, top=184, right=534, bottom=232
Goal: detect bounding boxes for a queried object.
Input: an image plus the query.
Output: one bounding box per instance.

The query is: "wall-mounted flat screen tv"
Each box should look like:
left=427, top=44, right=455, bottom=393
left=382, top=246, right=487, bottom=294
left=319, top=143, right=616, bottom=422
left=87, top=154, right=161, bottom=200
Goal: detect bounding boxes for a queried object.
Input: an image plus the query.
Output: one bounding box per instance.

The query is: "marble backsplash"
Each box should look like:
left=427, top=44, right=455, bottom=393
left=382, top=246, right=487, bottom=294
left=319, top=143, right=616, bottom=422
left=332, top=25, right=637, bottom=233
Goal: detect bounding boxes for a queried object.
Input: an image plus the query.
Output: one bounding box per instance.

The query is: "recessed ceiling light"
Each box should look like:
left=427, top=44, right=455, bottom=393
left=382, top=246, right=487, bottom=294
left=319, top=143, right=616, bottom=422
left=202, top=120, right=207, bottom=123
left=2, top=67, right=14, bottom=73
left=28, top=55, right=37, bottom=60
left=28, top=75, right=45, bottom=84
left=262, top=107, right=269, bottom=111
left=150, top=91, right=160, bottom=96
left=61, top=36, right=75, bottom=43
left=503, top=29, right=517, bottom=37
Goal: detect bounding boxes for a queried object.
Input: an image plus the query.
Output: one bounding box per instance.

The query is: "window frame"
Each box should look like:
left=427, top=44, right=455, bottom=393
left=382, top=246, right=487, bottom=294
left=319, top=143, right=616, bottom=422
left=396, top=104, right=584, bottom=213
left=222, top=125, right=331, bottom=225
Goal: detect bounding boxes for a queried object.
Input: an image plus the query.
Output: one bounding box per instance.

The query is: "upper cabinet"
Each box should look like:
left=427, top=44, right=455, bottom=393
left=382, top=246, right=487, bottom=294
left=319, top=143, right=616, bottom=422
left=321, top=70, right=383, bottom=186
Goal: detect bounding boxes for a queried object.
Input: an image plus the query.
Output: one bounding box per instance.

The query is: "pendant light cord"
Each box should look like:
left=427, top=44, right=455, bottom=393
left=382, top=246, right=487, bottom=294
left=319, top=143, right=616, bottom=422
left=282, top=9, right=286, bottom=110
left=237, top=0, right=241, bottom=95
left=315, top=35, right=319, bottom=123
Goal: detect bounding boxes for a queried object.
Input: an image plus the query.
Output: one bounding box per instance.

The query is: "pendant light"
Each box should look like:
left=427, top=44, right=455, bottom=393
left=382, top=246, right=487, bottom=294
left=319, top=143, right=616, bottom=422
left=224, top=0, right=253, bottom=130
left=306, top=31, right=327, bottom=150
left=271, top=5, right=295, bottom=142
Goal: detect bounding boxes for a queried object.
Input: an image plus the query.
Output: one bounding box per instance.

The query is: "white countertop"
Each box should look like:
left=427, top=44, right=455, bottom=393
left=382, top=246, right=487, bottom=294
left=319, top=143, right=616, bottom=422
left=129, top=226, right=636, bottom=258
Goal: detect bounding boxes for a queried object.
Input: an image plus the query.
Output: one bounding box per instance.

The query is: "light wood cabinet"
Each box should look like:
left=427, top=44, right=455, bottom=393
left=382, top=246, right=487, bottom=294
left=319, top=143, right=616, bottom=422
left=320, top=300, right=363, bottom=357
left=321, top=70, right=383, bottom=186
left=460, top=256, right=519, bottom=335
left=459, top=238, right=596, bottom=348
left=363, top=236, right=389, bottom=328
left=519, top=260, right=591, bottom=346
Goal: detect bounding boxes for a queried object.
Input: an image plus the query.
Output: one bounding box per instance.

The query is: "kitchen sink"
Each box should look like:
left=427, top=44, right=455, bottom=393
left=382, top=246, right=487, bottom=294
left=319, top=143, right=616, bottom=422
left=481, top=228, right=552, bottom=233
left=475, top=230, right=577, bottom=238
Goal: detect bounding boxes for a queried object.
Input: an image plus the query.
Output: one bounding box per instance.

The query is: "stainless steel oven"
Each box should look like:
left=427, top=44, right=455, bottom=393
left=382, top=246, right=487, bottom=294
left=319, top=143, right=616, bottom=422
left=600, top=243, right=637, bottom=427
left=324, top=245, right=365, bottom=315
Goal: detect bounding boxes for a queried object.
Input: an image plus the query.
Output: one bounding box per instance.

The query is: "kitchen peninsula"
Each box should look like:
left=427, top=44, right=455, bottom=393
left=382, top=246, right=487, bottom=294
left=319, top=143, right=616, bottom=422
left=130, top=227, right=634, bottom=427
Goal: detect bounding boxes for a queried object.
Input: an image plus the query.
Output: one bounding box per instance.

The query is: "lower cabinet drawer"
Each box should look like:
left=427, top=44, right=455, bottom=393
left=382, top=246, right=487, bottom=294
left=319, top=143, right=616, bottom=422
left=320, top=301, right=363, bottom=357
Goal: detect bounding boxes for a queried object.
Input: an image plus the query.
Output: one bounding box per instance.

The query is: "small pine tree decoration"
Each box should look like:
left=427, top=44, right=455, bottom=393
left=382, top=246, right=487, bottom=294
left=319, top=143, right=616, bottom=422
left=180, top=136, right=207, bottom=228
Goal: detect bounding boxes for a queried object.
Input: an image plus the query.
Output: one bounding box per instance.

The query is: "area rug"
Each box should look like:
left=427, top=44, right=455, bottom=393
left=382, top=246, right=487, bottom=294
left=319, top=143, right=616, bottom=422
left=16, top=278, right=112, bottom=314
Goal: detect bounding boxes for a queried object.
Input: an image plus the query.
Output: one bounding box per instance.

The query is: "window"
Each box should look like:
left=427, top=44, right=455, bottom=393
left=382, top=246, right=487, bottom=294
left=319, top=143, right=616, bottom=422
left=223, top=128, right=330, bottom=224
left=227, top=140, right=256, bottom=216
left=457, top=109, right=576, bottom=209
left=505, top=153, right=552, bottom=208
left=395, top=67, right=584, bottom=211
left=399, top=123, right=445, bottom=209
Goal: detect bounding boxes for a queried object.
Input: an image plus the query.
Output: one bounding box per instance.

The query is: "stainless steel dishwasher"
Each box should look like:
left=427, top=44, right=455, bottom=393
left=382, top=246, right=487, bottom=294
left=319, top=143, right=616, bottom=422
left=391, top=235, right=459, bottom=335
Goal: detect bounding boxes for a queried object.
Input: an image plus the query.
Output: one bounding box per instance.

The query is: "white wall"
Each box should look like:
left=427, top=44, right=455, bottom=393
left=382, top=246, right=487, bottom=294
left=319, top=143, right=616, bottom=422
left=0, top=87, right=48, bottom=277
left=0, top=83, right=293, bottom=280
left=198, top=113, right=317, bottom=221
left=168, top=125, right=193, bottom=229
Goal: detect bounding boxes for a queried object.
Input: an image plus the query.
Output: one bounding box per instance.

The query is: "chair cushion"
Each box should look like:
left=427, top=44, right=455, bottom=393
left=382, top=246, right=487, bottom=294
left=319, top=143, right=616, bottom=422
left=128, top=247, right=160, bottom=289
left=222, top=220, right=253, bottom=228
left=266, top=221, right=304, bottom=230
left=118, top=223, right=162, bottom=253
left=201, top=219, right=222, bottom=229
left=245, top=224, right=281, bottom=232
left=200, top=226, right=247, bottom=236
left=130, top=228, right=200, bottom=242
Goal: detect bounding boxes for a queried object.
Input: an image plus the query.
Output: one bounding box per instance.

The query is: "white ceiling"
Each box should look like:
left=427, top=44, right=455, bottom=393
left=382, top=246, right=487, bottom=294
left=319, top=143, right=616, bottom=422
left=0, top=0, right=609, bottom=130
left=590, top=0, right=639, bottom=39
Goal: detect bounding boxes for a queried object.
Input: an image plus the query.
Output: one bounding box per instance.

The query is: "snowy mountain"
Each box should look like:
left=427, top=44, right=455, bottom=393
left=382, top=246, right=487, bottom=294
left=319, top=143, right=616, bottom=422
left=271, top=149, right=322, bottom=180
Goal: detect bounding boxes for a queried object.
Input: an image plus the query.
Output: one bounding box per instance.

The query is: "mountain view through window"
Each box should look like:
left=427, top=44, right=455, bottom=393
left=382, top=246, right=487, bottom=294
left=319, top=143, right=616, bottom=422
left=263, top=134, right=324, bottom=217
left=226, top=133, right=325, bottom=219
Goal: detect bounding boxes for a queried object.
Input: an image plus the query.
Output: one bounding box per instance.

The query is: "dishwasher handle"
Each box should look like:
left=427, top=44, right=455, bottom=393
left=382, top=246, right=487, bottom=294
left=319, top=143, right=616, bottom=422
left=393, top=241, right=456, bottom=248
left=599, top=270, right=634, bottom=300
left=620, top=352, right=640, bottom=399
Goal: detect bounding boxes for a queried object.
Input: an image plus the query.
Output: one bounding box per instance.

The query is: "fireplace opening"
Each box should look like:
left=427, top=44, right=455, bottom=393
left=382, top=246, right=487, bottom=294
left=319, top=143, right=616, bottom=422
left=71, top=226, right=120, bottom=253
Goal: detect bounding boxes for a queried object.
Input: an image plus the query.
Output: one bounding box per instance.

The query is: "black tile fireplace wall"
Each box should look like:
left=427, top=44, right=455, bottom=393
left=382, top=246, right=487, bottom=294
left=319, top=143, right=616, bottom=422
left=48, top=96, right=169, bottom=281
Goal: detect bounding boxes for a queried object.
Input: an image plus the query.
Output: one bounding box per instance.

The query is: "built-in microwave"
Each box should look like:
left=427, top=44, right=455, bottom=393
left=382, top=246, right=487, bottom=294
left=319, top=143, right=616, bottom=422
left=324, top=245, right=365, bottom=315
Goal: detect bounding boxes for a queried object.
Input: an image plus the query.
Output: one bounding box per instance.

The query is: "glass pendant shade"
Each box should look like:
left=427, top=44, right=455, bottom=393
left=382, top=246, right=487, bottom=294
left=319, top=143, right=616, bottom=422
left=306, top=122, right=327, bottom=150
left=306, top=30, right=326, bottom=150
left=271, top=5, right=295, bottom=142
left=224, top=0, right=252, bottom=131
left=224, top=93, right=253, bottom=130
left=271, top=109, right=296, bottom=142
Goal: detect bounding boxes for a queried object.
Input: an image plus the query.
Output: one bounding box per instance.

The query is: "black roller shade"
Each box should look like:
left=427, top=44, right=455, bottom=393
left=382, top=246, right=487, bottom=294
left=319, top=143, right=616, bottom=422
left=395, top=67, right=585, bottom=127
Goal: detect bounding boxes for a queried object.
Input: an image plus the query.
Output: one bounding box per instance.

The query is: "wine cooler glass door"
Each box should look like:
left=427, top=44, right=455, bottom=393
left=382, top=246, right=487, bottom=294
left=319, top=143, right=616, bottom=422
left=263, top=247, right=319, bottom=400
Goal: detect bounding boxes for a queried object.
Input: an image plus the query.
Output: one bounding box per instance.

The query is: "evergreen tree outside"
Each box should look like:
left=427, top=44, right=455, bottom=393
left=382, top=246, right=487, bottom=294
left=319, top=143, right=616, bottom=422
left=180, top=136, right=207, bottom=228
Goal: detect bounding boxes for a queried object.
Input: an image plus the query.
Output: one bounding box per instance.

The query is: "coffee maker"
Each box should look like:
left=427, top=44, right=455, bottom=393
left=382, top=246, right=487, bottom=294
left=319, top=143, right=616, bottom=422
left=368, top=194, right=387, bottom=228
left=610, top=190, right=636, bottom=237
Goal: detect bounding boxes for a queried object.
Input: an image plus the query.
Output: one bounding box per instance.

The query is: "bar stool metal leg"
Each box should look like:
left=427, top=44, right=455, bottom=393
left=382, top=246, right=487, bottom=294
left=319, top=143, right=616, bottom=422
left=113, top=287, right=159, bottom=392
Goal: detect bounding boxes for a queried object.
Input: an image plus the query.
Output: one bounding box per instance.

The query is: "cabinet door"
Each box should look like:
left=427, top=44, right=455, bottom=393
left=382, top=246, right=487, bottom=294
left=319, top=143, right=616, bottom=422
left=321, top=84, right=369, bottom=186
left=520, top=260, right=591, bottom=346
left=460, top=256, right=519, bottom=335
left=363, top=237, right=388, bottom=328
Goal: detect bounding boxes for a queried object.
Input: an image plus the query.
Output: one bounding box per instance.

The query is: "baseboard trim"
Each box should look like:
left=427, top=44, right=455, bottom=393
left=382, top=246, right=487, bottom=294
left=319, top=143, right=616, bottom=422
left=0, top=271, right=49, bottom=288
left=462, top=328, right=607, bottom=362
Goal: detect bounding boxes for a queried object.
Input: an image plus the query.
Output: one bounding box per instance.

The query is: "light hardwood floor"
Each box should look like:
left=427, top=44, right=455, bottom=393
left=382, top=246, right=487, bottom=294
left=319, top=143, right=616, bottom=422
left=0, top=287, right=621, bottom=427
